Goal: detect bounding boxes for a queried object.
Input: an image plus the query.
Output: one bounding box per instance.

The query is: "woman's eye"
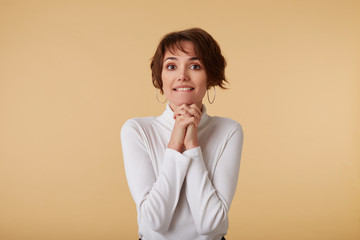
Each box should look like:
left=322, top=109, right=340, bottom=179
left=166, top=65, right=176, bottom=70
left=190, top=64, right=201, bottom=70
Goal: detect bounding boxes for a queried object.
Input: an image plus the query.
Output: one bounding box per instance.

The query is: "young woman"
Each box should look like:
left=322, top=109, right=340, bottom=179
left=121, top=28, right=244, bottom=240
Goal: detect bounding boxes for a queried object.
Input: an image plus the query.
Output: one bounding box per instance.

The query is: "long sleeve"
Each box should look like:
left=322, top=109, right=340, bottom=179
left=183, top=123, right=244, bottom=235
left=121, top=119, right=191, bottom=232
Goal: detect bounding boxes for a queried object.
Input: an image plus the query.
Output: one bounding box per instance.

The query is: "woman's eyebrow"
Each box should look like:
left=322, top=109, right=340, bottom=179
left=163, top=56, right=200, bottom=64
left=163, top=57, right=177, bottom=62
left=189, top=57, right=199, bottom=60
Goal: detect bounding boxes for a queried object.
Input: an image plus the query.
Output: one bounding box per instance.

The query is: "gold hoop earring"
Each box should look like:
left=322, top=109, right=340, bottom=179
left=156, top=88, right=167, bottom=104
left=207, top=87, right=216, bottom=104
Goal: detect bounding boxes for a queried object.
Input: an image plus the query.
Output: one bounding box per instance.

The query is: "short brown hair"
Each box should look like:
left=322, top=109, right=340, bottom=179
left=151, top=28, right=227, bottom=94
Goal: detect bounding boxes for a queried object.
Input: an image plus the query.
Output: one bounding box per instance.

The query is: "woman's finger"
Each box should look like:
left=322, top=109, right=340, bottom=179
left=174, top=109, right=192, bottom=118
left=189, top=104, right=202, bottom=116
left=175, top=115, right=197, bottom=128
left=175, top=105, right=201, bottom=119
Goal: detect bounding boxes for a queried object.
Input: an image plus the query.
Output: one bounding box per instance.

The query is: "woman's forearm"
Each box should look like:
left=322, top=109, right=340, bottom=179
left=184, top=124, right=243, bottom=234
left=121, top=119, right=191, bottom=232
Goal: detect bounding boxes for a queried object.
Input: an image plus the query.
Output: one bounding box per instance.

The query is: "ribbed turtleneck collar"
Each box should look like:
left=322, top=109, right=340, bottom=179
left=156, top=103, right=210, bottom=130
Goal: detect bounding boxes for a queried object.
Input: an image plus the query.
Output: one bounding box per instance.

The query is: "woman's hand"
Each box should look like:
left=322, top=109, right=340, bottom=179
left=182, top=104, right=201, bottom=150
left=167, top=104, right=202, bottom=152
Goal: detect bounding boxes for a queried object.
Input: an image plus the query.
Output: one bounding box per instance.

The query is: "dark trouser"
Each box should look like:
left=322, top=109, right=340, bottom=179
left=139, top=238, right=226, bottom=240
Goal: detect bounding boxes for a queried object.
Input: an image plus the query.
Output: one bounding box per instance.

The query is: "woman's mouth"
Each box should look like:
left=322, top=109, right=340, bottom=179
left=173, top=87, right=194, bottom=91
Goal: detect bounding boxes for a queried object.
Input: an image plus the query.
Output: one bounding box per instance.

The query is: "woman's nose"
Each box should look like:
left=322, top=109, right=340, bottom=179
left=177, top=67, right=189, bottom=81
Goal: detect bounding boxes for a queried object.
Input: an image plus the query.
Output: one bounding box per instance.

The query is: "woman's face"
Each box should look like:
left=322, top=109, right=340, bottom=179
left=161, top=41, right=207, bottom=110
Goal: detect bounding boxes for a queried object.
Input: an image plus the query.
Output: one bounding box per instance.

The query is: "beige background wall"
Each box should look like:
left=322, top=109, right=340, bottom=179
left=0, top=0, right=359, bottom=239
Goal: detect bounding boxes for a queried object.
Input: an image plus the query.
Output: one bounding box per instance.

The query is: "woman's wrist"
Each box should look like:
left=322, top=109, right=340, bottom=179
left=167, top=141, right=183, bottom=153
left=184, top=143, right=198, bottom=150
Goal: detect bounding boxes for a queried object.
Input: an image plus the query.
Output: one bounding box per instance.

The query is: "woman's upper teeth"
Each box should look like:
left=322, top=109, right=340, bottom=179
left=175, top=87, right=194, bottom=90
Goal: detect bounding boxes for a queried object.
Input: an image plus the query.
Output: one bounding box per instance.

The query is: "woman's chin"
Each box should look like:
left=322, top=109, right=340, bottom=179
left=169, top=99, right=203, bottom=111
left=171, top=100, right=194, bottom=107
left=167, top=94, right=205, bottom=108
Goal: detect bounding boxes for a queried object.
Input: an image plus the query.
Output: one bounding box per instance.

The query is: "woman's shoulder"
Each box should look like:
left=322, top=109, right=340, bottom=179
left=202, top=115, right=244, bottom=144
left=209, top=116, right=242, bottom=131
left=204, top=115, right=244, bottom=139
left=121, top=116, right=157, bottom=134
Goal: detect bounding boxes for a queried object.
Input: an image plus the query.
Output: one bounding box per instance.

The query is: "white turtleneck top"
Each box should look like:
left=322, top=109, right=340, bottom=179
left=120, top=104, right=243, bottom=240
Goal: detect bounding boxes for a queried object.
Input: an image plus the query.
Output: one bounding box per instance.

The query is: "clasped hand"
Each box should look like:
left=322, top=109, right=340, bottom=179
left=167, top=104, right=202, bottom=153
